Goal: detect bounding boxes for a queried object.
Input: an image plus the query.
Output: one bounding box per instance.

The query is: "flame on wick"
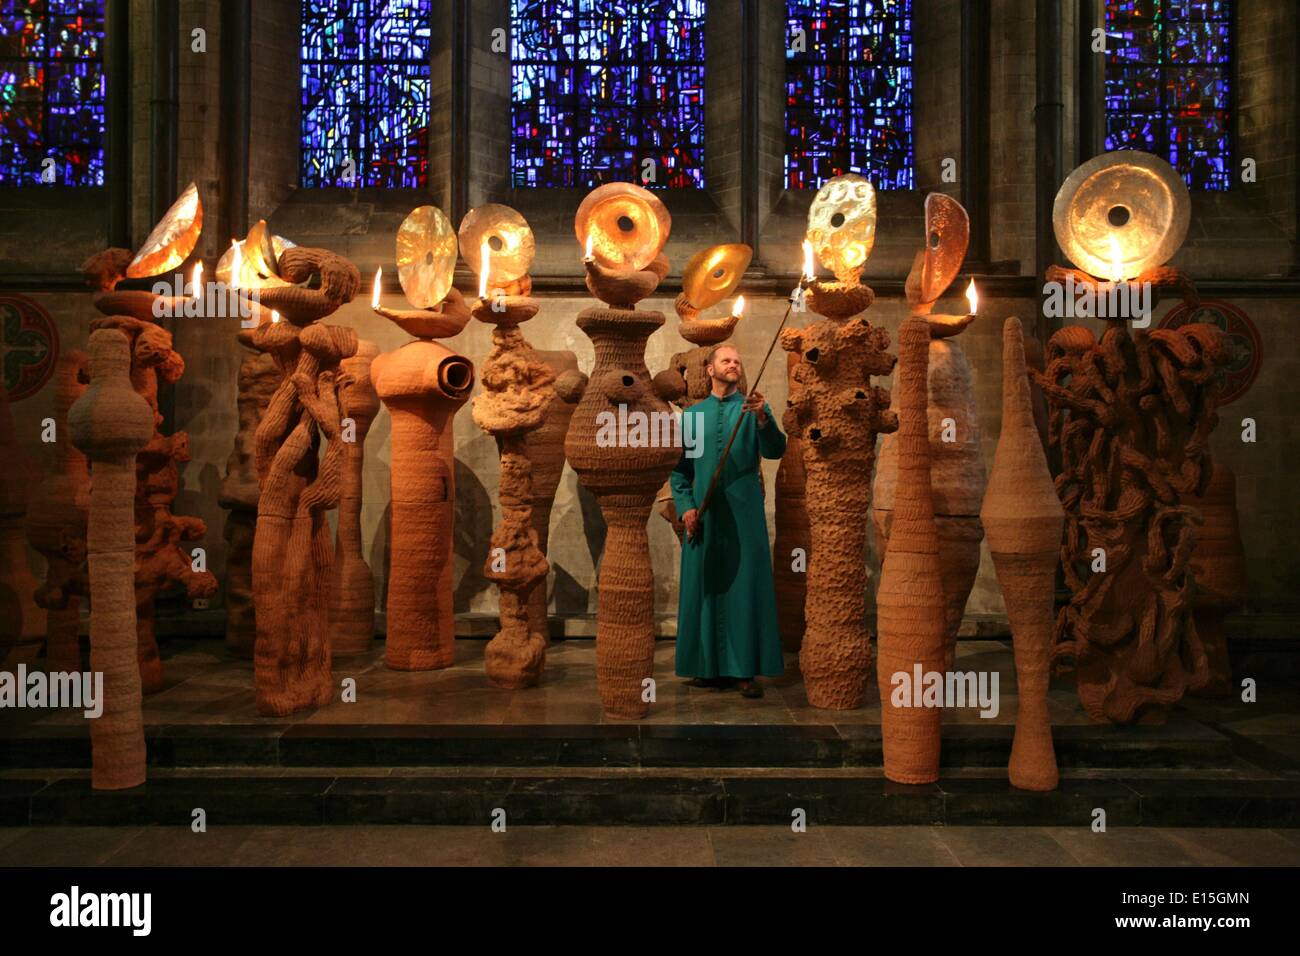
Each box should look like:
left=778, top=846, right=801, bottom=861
left=271, top=309, right=280, bottom=324
left=191, top=261, right=203, bottom=300
left=731, top=294, right=745, bottom=318
left=371, top=267, right=382, bottom=309
left=230, top=240, right=242, bottom=290
left=479, top=241, right=490, bottom=299
left=801, top=240, right=815, bottom=282
left=1108, top=235, right=1126, bottom=284
left=584, top=233, right=594, bottom=261
left=965, top=278, right=978, bottom=315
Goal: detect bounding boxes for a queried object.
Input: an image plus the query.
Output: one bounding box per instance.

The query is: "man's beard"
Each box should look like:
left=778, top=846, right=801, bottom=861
left=713, top=369, right=741, bottom=385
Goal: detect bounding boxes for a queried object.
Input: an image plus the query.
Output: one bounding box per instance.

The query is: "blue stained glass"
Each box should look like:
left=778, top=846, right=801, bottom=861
left=785, top=0, right=914, bottom=191
left=1105, top=0, right=1232, bottom=190
left=300, top=0, right=431, bottom=188
left=510, top=0, right=705, bottom=189
left=0, top=0, right=104, bottom=186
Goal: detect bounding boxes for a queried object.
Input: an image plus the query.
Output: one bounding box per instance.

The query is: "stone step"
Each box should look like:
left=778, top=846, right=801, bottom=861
left=3, top=771, right=1297, bottom=828
left=0, top=719, right=1236, bottom=771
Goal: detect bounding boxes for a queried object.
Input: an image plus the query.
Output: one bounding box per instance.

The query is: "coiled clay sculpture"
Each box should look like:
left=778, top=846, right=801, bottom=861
left=876, top=313, right=946, bottom=783
left=70, top=328, right=154, bottom=790
left=983, top=317, right=1063, bottom=791
left=251, top=247, right=360, bottom=715
left=565, top=182, right=680, bottom=719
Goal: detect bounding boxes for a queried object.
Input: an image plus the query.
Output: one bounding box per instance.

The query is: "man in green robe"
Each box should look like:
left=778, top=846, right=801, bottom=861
left=671, top=344, right=787, bottom=698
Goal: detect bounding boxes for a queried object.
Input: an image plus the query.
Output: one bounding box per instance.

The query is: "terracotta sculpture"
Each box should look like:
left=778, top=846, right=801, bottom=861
left=251, top=247, right=360, bottom=715
left=875, top=313, right=946, bottom=783
left=983, top=317, right=1063, bottom=791
left=26, top=352, right=90, bottom=672
left=874, top=195, right=984, bottom=672
left=1038, top=152, right=1234, bottom=723
left=328, top=339, right=380, bottom=657
left=565, top=182, right=680, bottom=719
left=772, top=352, right=809, bottom=652
left=69, top=328, right=154, bottom=790
left=0, top=379, right=45, bottom=666
left=1186, top=463, right=1246, bottom=698
left=372, top=205, right=475, bottom=670
left=780, top=175, right=898, bottom=709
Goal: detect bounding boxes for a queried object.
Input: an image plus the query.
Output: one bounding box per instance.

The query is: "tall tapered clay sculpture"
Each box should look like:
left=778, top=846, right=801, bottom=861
left=565, top=182, right=680, bottom=719
left=772, top=352, right=809, bottom=651
left=27, top=352, right=90, bottom=672
left=983, top=317, right=1063, bottom=791
left=1186, top=463, right=1246, bottom=698
left=780, top=175, right=899, bottom=710
left=371, top=206, right=476, bottom=670
left=876, top=313, right=946, bottom=783
left=1037, top=152, right=1233, bottom=723
left=460, top=204, right=557, bottom=687
left=328, top=339, right=380, bottom=657
left=70, top=329, right=154, bottom=789
left=874, top=194, right=984, bottom=672
left=251, top=247, right=360, bottom=715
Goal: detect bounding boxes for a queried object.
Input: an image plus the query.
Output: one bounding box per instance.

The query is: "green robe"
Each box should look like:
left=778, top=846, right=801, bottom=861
left=671, top=391, right=787, bottom=678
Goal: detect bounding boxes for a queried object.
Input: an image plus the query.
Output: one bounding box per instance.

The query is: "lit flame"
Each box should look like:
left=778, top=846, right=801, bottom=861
left=190, top=261, right=203, bottom=300
left=731, top=294, right=745, bottom=319
left=801, top=240, right=815, bottom=282
left=371, top=267, right=382, bottom=309
left=271, top=309, right=280, bottom=324
left=1108, top=235, right=1126, bottom=283
left=230, top=240, right=241, bottom=290
left=584, top=233, right=594, bottom=261
left=965, top=278, right=978, bottom=315
left=479, top=240, right=490, bottom=299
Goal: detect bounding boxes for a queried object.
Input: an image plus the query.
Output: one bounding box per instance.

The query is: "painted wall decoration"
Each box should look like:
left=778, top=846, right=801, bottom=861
left=1159, top=298, right=1261, bottom=406
left=1, top=293, right=60, bottom=402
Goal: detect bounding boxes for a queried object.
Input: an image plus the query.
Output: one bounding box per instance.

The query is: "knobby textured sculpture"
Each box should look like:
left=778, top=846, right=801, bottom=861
left=463, top=203, right=557, bottom=688
left=251, top=247, right=360, bottom=715
left=780, top=175, right=898, bottom=709
left=69, top=329, right=154, bottom=790
left=874, top=195, right=984, bottom=672
left=983, top=317, right=1063, bottom=791
left=372, top=205, right=475, bottom=670
left=565, top=182, right=680, bottom=719
left=876, top=313, right=946, bottom=783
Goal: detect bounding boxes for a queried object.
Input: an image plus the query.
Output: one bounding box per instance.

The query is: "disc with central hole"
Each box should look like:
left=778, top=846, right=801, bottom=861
left=397, top=206, right=458, bottom=309
left=806, top=173, right=877, bottom=281
left=1053, top=150, right=1190, bottom=280
left=919, top=192, right=969, bottom=305
left=457, top=203, right=535, bottom=286
left=574, top=182, right=671, bottom=273
left=681, top=243, right=752, bottom=309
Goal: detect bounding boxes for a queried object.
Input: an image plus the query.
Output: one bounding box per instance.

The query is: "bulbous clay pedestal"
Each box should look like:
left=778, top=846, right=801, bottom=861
left=26, top=354, right=89, bottom=672
left=373, top=337, right=474, bottom=671
left=1035, top=267, right=1233, bottom=724
left=875, top=314, right=946, bottom=783
left=983, top=318, right=1064, bottom=791
left=70, top=329, right=154, bottom=790
left=329, top=340, right=380, bottom=657
left=1186, top=463, right=1246, bottom=698
left=472, top=293, right=557, bottom=688
left=874, top=336, right=986, bottom=672
left=773, top=353, right=809, bottom=652
left=780, top=281, right=898, bottom=710
left=565, top=258, right=680, bottom=720
left=218, top=335, right=281, bottom=658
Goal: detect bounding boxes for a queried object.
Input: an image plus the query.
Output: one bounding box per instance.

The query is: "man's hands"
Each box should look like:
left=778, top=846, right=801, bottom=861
left=682, top=508, right=701, bottom=540
left=741, top=390, right=768, bottom=426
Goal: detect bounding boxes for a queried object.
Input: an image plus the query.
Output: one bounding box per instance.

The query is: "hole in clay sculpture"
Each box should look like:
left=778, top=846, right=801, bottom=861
left=809, top=427, right=822, bottom=441
left=621, top=374, right=635, bottom=387
left=617, top=215, right=635, bottom=232
left=1107, top=205, right=1131, bottom=227
left=929, top=231, right=940, bottom=248
left=855, top=390, right=866, bottom=399
left=489, top=235, right=504, bottom=251
left=805, top=347, right=820, bottom=364
left=712, top=268, right=724, bottom=278
left=830, top=212, right=845, bottom=228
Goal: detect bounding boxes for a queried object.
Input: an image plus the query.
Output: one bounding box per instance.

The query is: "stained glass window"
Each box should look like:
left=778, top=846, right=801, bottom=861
left=300, top=0, right=430, bottom=188
left=0, top=0, right=105, bottom=187
left=1105, top=0, right=1232, bottom=190
left=785, top=0, right=913, bottom=191
left=510, top=0, right=705, bottom=189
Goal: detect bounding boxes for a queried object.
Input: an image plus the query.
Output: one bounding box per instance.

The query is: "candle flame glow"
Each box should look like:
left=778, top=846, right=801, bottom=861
left=371, top=267, right=382, bottom=309
left=801, top=240, right=815, bottom=282
left=271, top=309, right=280, bottom=324
left=479, top=241, right=490, bottom=298
left=731, top=294, right=745, bottom=318
left=1108, top=235, right=1126, bottom=283
left=191, top=261, right=203, bottom=300
left=584, top=233, right=594, bottom=261
left=966, top=278, right=978, bottom=315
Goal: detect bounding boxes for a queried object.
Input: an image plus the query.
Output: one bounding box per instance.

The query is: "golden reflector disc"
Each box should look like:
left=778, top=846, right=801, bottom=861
left=806, top=174, right=876, bottom=281
left=397, top=205, right=458, bottom=309
left=575, top=182, right=671, bottom=273
left=681, top=243, right=752, bottom=310
left=458, top=203, right=536, bottom=284
left=1053, top=150, right=1190, bottom=280
left=126, top=181, right=203, bottom=279
left=919, top=193, right=969, bottom=304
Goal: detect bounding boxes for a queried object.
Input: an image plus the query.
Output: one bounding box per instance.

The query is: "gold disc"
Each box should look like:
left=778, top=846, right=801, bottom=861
left=458, top=203, right=535, bottom=284
left=919, top=192, right=969, bottom=304
left=126, top=181, right=203, bottom=278
left=575, top=182, right=671, bottom=273
left=806, top=173, right=877, bottom=280
left=681, top=243, right=752, bottom=310
left=397, top=205, right=458, bottom=309
left=1054, top=150, right=1190, bottom=280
